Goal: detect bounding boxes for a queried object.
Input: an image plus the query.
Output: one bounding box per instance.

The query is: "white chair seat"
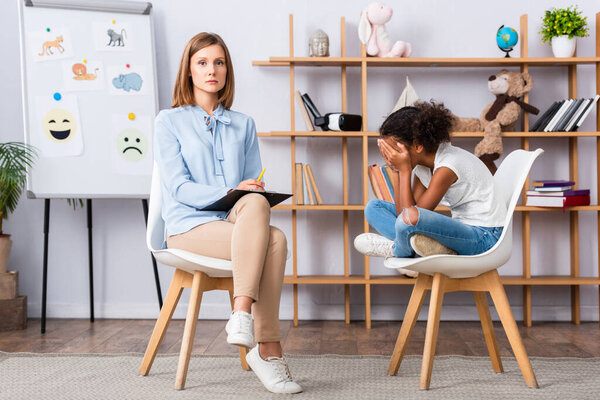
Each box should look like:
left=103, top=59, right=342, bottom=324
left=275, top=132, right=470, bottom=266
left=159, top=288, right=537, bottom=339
left=383, top=222, right=512, bottom=279
left=152, top=249, right=233, bottom=278
left=152, top=248, right=291, bottom=278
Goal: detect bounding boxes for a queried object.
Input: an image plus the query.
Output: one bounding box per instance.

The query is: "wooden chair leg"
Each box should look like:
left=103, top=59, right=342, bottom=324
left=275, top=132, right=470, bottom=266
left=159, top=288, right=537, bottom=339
left=175, top=271, right=204, bottom=390
left=228, top=288, right=250, bottom=371
left=388, top=274, right=430, bottom=375
left=139, top=269, right=185, bottom=376
left=473, top=291, right=503, bottom=373
left=420, top=273, right=446, bottom=390
left=486, top=270, right=538, bottom=389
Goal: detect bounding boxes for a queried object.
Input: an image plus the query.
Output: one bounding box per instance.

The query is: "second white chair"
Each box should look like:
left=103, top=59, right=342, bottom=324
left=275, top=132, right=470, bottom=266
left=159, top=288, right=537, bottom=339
left=383, top=148, right=543, bottom=390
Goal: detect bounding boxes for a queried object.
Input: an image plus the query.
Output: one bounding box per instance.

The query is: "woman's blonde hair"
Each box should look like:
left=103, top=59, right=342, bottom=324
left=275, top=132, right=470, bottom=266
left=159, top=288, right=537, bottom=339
left=172, top=32, right=235, bottom=109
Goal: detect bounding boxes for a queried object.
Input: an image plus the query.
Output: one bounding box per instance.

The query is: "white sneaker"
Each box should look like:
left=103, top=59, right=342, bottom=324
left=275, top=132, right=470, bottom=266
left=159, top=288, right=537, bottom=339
left=354, top=233, right=394, bottom=257
left=410, top=234, right=457, bottom=257
left=246, top=345, right=303, bottom=394
left=225, top=311, right=254, bottom=348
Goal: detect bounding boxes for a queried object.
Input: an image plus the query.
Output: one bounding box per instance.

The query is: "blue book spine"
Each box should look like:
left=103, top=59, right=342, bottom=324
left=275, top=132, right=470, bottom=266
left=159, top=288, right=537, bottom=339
left=381, top=166, right=394, bottom=198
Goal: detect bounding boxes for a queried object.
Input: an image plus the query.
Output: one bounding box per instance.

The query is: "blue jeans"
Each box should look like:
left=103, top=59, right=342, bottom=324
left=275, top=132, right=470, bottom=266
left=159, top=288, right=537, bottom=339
left=364, top=199, right=503, bottom=257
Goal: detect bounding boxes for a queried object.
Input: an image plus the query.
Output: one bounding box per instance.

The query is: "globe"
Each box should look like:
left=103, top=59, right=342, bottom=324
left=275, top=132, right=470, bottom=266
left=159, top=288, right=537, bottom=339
left=496, top=25, right=518, bottom=57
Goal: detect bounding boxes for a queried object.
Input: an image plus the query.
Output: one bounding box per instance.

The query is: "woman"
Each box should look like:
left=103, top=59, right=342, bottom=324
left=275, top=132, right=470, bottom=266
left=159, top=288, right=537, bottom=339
left=355, top=102, right=505, bottom=269
left=154, top=32, right=302, bottom=394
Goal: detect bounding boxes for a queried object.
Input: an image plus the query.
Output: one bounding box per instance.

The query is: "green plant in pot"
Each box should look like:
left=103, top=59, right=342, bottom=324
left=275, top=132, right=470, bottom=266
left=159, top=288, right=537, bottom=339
left=0, top=142, right=36, bottom=273
left=539, top=5, right=589, bottom=58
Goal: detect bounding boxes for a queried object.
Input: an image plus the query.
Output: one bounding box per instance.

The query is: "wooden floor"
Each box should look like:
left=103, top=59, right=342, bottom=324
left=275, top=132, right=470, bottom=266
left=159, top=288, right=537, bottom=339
left=1, top=319, right=599, bottom=357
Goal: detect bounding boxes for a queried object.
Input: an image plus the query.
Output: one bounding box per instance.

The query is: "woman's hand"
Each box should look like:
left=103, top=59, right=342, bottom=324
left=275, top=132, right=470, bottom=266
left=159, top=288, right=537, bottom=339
left=378, top=139, right=412, bottom=173
left=236, top=179, right=265, bottom=191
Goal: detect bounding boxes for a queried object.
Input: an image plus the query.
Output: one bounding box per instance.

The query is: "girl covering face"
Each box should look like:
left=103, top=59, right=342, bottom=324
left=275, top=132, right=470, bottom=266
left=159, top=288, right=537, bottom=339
left=355, top=102, right=507, bottom=276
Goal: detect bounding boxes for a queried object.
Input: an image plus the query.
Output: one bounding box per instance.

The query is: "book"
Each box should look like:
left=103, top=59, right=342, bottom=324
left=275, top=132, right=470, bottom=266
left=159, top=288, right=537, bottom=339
left=373, top=165, right=393, bottom=202
left=381, top=166, right=395, bottom=198
left=526, top=189, right=589, bottom=197
left=295, top=90, right=315, bottom=131
left=295, top=163, right=304, bottom=205
left=368, top=165, right=383, bottom=200
left=303, top=164, right=315, bottom=205
left=535, top=100, right=564, bottom=131
left=565, top=98, right=590, bottom=131
left=200, top=189, right=292, bottom=211
left=534, top=186, right=574, bottom=192
left=531, top=101, right=559, bottom=131
left=525, top=194, right=590, bottom=208
left=535, top=101, right=563, bottom=131
left=384, top=165, right=398, bottom=200
left=544, top=99, right=572, bottom=132
left=531, top=180, right=575, bottom=187
left=305, top=164, right=323, bottom=205
left=555, top=98, right=583, bottom=132
left=574, top=94, right=600, bottom=129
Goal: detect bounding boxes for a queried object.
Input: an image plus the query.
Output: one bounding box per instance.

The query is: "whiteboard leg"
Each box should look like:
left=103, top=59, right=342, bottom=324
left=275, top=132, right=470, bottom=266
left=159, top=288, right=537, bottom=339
left=87, top=199, right=95, bottom=323
left=41, top=199, right=50, bottom=334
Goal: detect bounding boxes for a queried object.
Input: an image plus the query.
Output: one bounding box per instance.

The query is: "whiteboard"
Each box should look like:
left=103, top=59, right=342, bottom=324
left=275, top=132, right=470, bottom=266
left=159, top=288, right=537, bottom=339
left=18, top=0, right=158, bottom=199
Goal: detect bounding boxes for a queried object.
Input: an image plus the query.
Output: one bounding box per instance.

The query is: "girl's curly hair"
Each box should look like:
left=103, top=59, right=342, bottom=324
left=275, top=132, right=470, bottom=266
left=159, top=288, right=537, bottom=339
left=379, top=101, right=453, bottom=153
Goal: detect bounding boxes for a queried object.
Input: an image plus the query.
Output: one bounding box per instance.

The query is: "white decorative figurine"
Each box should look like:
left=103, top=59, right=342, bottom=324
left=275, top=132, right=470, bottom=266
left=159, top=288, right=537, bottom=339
left=309, top=29, right=330, bottom=57
left=358, top=2, right=412, bottom=58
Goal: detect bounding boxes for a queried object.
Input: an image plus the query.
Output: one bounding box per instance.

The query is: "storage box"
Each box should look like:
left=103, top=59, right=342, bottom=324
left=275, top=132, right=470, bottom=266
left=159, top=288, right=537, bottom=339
left=0, top=271, right=18, bottom=300
left=0, top=296, right=27, bottom=331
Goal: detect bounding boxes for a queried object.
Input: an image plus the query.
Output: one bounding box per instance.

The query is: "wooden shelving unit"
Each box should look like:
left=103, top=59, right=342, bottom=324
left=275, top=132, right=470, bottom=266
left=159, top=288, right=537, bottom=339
left=253, top=13, right=600, bottom=328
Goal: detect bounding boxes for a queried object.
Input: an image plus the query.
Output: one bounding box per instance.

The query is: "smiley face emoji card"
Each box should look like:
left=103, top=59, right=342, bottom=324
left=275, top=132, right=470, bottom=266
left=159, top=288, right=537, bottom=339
left=35, top=94, right=83, bottom=157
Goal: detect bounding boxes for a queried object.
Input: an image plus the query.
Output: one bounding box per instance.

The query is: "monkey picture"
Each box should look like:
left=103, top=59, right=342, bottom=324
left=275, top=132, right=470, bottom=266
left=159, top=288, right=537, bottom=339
left=107, top=28, right=127, bottom=46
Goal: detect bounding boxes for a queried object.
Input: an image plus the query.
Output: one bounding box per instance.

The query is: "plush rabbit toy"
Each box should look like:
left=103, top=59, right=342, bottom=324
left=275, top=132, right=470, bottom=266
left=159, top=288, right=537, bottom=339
left=358, top=2, right=412, bottom=58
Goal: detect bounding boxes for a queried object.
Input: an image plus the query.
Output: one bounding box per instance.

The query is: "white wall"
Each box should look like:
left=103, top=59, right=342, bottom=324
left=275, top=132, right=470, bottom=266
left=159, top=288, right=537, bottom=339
left=2, top=0, right=598, bottom=321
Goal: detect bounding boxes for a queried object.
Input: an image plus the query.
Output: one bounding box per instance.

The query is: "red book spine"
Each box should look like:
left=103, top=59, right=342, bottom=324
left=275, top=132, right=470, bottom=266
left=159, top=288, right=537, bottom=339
left=562, top=195, right=590, bottom=212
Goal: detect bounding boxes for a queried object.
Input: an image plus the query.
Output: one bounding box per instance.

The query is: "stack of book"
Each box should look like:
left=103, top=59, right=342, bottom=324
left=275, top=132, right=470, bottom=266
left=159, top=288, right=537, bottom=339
left=294, top=163, right=322, bottom=205
left=525, top=180, right=590, bottom=209
left=368, top=164, right=397, bottom=202
left=531, top=94, right=599, bottom=132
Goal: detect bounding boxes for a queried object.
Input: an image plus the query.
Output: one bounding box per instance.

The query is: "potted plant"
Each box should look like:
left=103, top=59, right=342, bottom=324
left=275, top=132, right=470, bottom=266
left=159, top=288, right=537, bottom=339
left=0, top=142, right=36, bottom=273
left=540, top=5, right=589, bottom=58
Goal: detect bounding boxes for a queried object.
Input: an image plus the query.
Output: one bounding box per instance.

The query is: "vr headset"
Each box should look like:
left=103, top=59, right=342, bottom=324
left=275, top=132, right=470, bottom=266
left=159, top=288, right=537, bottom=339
left=301, top=93, right=362, bottom=132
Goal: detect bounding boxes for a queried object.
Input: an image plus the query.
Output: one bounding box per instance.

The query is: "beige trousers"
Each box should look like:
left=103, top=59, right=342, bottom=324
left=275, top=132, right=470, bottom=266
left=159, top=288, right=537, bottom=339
left=166, top=193, right=287, bottom=342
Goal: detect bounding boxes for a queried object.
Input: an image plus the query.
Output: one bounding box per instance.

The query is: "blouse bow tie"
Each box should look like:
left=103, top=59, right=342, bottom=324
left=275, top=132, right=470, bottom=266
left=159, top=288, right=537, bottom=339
left=204, top=114, right=231, bottom=177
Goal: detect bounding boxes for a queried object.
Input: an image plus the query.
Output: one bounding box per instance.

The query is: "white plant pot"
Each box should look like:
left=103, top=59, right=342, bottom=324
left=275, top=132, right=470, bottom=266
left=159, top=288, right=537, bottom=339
left=551, top=35, right=576, bottom=58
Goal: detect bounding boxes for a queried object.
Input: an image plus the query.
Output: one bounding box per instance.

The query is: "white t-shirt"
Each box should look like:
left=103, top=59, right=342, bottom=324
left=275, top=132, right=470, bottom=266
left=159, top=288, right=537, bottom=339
left=413, top=142, right=507, bottom=227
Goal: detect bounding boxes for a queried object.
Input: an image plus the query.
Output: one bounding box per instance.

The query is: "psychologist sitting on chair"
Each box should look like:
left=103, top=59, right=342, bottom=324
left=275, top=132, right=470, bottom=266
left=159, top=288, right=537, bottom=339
left=154, top=32, right=302, bottom=394
left=354, top=102, right=507, bottom=272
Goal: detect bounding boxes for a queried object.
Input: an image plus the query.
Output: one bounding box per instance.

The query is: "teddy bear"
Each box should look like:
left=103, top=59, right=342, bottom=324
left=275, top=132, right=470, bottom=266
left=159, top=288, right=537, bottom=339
left=358, top=2, right=411, bottom=58
left=451, top=70, right=539, bottom=174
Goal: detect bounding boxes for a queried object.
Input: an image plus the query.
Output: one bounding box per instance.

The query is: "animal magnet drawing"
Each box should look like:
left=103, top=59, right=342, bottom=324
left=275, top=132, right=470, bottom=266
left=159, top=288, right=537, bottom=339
left=107, top=29, right=127, bottom=46
left=72, top=63, right=98, bottom=80
left=38, top=36, right=64, bottom=56
left=112, top=72, right=142, bottom=92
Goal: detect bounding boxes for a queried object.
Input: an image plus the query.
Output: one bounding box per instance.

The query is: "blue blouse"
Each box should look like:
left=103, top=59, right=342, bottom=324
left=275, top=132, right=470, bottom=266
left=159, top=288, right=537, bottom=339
left=154, top=104, right=262, bottom=238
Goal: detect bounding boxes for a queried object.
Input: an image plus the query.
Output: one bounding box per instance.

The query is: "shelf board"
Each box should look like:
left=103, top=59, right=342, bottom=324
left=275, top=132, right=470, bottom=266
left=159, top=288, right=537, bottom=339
left=284, top=275, right=366, bottom=284
left=274, top=204, right=364, bottom=211
left=259, top=131, right=600, bottom=138
left=253, top=56, right=600, bottom=68
left=501, top=275, right=600, bottom=285
left=283, top=275, right=600, bottom=286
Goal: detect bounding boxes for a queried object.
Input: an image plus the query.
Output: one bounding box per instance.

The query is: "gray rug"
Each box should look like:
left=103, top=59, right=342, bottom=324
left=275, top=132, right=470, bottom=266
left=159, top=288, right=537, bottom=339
left=1, top=352, right=599, bottom=399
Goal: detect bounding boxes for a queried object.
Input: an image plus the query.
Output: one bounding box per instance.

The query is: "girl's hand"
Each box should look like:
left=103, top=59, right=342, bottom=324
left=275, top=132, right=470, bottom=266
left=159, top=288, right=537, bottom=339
left=236, top=179, right=265, bottom=191
left=378, top=139, right=411, bottom=173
